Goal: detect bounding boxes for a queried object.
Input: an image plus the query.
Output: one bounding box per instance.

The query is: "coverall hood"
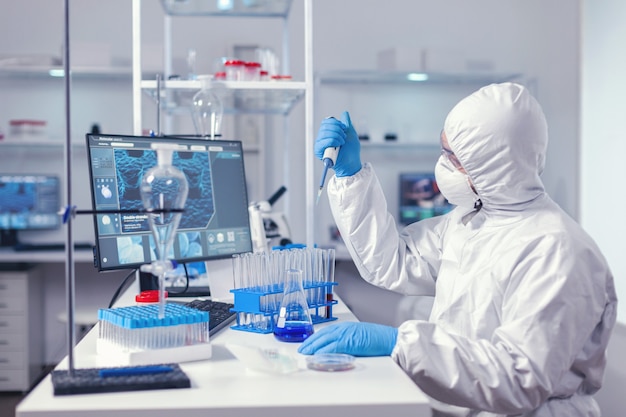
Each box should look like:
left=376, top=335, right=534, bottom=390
left=443, top=82, right=548, bottom=213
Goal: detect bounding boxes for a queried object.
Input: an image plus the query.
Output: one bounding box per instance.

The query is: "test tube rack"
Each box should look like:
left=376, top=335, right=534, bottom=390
left=229, top=281, right=338, bottom=334
left=95, top=303, right=213, bottom=366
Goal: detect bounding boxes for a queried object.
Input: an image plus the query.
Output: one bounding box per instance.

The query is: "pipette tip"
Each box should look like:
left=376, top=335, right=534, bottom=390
left=316, top=188, right=323, bottom=205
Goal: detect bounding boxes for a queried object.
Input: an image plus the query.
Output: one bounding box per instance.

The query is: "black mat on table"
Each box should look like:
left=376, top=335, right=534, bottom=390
left=51, top=363, right=190, bottom=395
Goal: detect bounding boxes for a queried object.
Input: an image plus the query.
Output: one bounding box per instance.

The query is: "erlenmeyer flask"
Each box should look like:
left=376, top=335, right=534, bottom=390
left=273, top=268, right=314, bottom=342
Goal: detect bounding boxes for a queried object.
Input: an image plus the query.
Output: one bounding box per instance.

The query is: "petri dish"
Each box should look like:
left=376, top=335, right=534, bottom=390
left=306, top=353, right=355, bottom=372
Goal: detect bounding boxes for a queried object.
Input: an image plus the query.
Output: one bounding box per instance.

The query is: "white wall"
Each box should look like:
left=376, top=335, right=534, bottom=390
left=581, top=0, right=626, bottom=323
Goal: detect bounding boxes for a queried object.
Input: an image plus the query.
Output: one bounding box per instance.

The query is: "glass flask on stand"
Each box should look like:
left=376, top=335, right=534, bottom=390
left=191, top=87, right=223, bottom=139
left=273, top=268, right=314, bottom=342
left=140, top=143, right=189, bottom=318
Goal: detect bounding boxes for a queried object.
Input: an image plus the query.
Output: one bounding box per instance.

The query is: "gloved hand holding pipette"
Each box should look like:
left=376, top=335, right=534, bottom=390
left=315, top=111, right=362, bottom=177
left=315, top=111, right=363, bottom=201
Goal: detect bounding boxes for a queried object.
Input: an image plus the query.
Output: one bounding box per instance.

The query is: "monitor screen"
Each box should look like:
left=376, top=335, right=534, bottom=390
left=86, top=134, right=253, bottom=273
left=0, top=174, right=60, bottom=246
left=398, top=172, right=453, bottom=225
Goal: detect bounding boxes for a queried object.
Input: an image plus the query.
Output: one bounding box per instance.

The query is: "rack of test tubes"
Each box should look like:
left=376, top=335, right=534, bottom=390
left=96, top=303, right=212, bottom=366
left=229, top=248, right=338, bottom=334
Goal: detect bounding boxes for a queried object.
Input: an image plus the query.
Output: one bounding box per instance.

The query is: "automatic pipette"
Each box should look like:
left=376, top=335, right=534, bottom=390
left=317, top=146, right=339, bottom=205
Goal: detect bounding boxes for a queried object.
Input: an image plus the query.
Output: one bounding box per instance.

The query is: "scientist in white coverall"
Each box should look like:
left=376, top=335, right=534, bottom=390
left=299, top=83, right=617, bottom=416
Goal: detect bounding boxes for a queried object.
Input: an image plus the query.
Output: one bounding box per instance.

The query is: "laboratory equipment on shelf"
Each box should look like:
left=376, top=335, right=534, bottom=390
left=230, top=247, right=337, bottom=335
left=191, top=87, right=224, bottom=139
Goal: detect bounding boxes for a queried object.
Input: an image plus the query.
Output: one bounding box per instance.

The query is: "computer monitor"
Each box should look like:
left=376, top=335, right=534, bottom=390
left=398, top=172, right=453, bottom=225
left=0, top=174, right=61, bottom=247
left=85, top=134, right=253, bottom=285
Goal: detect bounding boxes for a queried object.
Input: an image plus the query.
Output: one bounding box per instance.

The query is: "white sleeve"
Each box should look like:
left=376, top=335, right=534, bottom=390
left=327, top=163, right=443, bottom=296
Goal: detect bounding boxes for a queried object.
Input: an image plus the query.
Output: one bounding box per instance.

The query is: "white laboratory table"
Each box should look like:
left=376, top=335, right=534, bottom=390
left=16, top=289, right=433, bottom=417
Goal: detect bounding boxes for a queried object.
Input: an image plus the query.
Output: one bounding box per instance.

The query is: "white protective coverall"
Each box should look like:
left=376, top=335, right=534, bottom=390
left=326, top=83, right=617, bottom=416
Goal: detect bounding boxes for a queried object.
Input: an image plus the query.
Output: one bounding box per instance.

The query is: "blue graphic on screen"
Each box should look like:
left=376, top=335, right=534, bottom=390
left=0, top=175, right=60, bottom=246
left=398, top=172, right=453, bottom=225
left=114, top=149, right=215, bottom=233
left=86, top=134, right=253, bottom=272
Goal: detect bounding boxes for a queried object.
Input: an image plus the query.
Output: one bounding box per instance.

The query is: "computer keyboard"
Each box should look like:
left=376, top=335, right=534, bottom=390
left=184, top=299, right=236, bottom=335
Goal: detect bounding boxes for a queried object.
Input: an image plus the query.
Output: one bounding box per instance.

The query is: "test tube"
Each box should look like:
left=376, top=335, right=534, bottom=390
left=325, top=248, right=336, bottom=318
left=256, top=254, right=270, bottom=330
left=314, top=248, right=325, bottom=307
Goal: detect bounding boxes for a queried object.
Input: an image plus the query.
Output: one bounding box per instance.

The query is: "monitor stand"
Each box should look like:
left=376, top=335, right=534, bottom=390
left=138, top=270, right=159, bottom=292
left=138, top=269, right=211, bottom=299
left=138, top=259, right=234, bottom=300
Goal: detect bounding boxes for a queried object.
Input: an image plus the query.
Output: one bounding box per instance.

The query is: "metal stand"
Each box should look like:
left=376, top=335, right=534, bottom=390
left=61, top=0, right=77, bottom=377
left=51, top=1, right=189, bottom=395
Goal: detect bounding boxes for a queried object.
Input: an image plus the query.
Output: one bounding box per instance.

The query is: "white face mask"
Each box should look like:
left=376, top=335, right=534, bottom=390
left=434, top=155, right=478, bottom=209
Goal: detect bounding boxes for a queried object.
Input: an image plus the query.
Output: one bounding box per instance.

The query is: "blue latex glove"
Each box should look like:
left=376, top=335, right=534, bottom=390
left=298, top=321, right=398, bottom=357
left=314, top=111, right=362, bottom=177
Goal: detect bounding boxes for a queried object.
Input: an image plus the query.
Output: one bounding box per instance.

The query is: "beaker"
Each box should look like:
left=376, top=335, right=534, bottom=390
left=273, top=268, right=314, bottom=343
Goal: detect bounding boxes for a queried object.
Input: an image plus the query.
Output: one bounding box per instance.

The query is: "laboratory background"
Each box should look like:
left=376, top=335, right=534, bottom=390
left=0, top=0, right=624, bottom=414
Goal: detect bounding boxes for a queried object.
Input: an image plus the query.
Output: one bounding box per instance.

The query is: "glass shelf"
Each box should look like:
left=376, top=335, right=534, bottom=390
left=316, top=70, right=522, bottom=85
left=360, top=142, right=439, bottom=152
left=0, top=65, right=156, bottom=80
left=160, top=0, right=293, bottom=17
left=0, top=138, right=86, bottom=149
left=142, top=79, right=306, bottom=115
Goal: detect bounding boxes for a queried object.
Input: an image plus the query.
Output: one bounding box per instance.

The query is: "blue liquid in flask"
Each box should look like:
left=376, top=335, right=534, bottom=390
left=274, top=269, right=314, bottom=343
left=273, top=321, right=314, bottom=343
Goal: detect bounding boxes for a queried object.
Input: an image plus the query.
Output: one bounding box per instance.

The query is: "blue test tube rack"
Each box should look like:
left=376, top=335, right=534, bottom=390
left=229, top=281, right=338, bottom=334
left=98, top=304, right=210, bottom=350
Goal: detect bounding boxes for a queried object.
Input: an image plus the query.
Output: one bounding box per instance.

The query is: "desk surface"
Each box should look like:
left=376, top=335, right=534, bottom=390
left=16, top=292, right=432, bottom=417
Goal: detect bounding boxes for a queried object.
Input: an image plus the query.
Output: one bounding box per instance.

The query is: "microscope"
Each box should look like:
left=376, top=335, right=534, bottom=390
left=248, top=186, right=292, bottom=253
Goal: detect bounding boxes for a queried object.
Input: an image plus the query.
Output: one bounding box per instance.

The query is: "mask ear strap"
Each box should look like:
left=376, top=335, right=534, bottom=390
left=461, top=199, right=483, bottom=225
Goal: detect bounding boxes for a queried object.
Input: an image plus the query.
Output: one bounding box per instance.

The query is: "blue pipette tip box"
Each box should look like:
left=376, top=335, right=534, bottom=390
left=51, top=363, right=190, bottom=395
left=98, top=303, right=209, bottom=329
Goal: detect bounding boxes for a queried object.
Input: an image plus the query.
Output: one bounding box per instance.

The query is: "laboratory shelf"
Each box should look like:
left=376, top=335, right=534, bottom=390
left=160, top=0, right=293, bottom=17
left=0, top=138, right=87, bottom=150
left=0, top=65, right=156, bottom=80
left=316, top=70, right=522, bottom=85
left=360, top=142, right=440, bottom=152
left=0, top=248, right=95, bottom=264
left=142, top=79, right=306, bottom=115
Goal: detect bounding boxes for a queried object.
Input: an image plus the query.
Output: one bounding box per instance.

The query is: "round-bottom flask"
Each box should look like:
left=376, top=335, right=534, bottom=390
left=191, top=88, right=223, bottom=139
left=273, top=269, right=314, bottom=342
